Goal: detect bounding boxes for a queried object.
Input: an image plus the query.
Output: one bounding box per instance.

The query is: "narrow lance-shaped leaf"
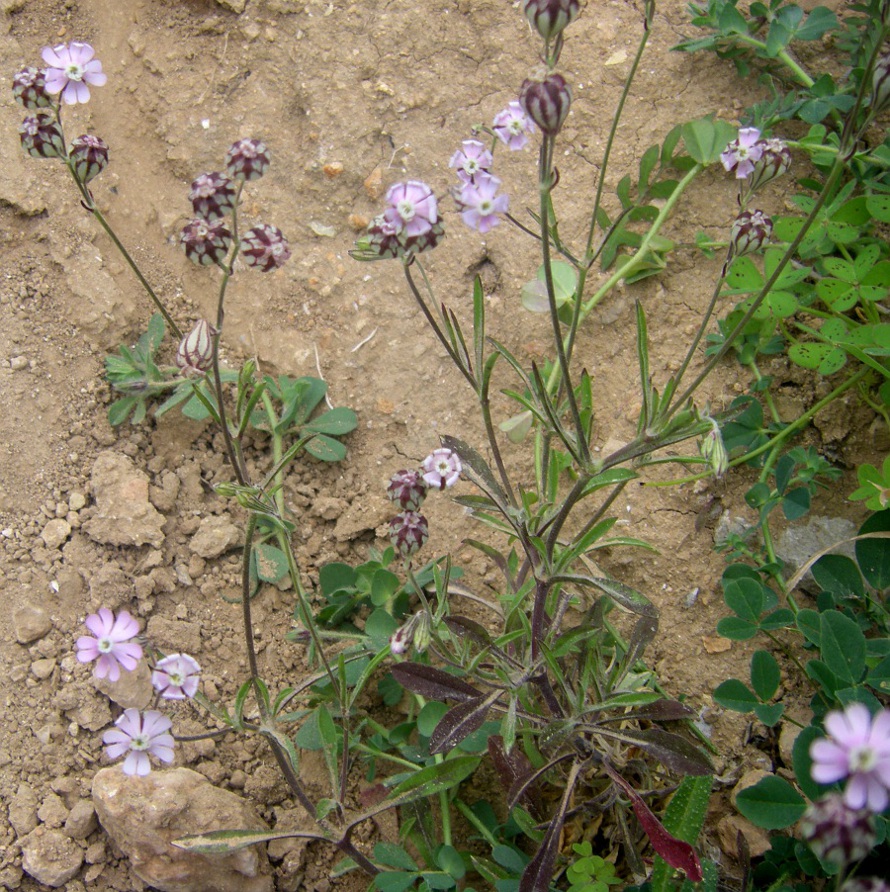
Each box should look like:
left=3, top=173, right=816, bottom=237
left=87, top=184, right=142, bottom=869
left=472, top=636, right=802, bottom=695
left=390, top=662, right=482, bottom=703
left=441, top=435, right=511, bottom=512
left=599, top=727, right=713, bottom=776
left=173, top=827, right=327, bottom=855
left=430, top=691, right=501, bottom=755
left=604, top=762, right=703, bottom=882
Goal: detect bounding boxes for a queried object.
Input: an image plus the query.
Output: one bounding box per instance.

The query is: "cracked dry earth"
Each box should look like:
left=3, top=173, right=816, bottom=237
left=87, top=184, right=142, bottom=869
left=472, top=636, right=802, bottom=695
left=0, top=0, right=879, bottom=889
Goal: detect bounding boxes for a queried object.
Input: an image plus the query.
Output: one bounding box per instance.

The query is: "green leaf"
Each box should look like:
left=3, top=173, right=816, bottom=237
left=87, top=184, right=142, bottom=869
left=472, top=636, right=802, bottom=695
left=305, top=434, right=347, bottom=462
left=384, top=755, right=479, bottom=808
left=253, top=543, right=288, bottom=583
left=867, top=656, right=890, bottom=695
left=681, top=117, right=736, bottom=165
left=753, top=702, right=785, bottom=726
left=736, top=776, right=806, bottom=829
left=782, top=487, right=811, bottom=521
left=107, top=397, right=138, bottom=426
left=716, top=616, right=758, bottom=640
left=856, top=511, right=890, bottom=590
left=750, top=650, right=781, bottom=701
left=375, top=842, right=419, bottom=871
left=811, top=554, right=864, bottom=598
left=820, top=609, right=866, bottom=684
left=436, top=844, right=467, bottom=880
left=373, top=872, right=419, bottom=892
left=304, top=407, right=358, bottom=435
left=713, top=679, right=758, bottom=713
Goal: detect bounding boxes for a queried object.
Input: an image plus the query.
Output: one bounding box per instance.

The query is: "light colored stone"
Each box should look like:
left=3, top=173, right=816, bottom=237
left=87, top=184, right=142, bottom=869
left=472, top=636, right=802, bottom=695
left=83, top=451, right=165, bottom=548
left=13, top=604, right=52, bottom=643
left=64, top=800, right=97, bottom=841
left=94, top=657, right=152, bottom=710
left=92, top=767, right=273, bottom=892
left=41, top=518, right=72, bottom=550
left=189, top=516, right=240, bottom=559
left=9, top=784, right=39, bottom=836
left=717, top=814, right=771, bottom=859
left=20, top=827, right=84, bottom=888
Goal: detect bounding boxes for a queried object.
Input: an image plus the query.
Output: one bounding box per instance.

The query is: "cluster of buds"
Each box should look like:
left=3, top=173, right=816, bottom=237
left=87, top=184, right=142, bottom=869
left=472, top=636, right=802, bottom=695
left=699, top=418, right=729, bottom=478
left=721, top=127, right=791, bottom=195
left=14, top=44, right=111, bottom=184
left=179, top=139, right=289, bottom=271
left=799, top=793, right=877, bottom=868
left=352, top=180, right=444, bottom=262
left=389, top=610, right=432, bottom=656
left=385, top=448, right=462, bottom=559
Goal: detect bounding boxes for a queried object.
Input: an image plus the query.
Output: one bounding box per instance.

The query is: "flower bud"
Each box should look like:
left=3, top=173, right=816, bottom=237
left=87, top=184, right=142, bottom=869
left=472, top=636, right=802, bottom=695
left=189, top=171, right=237, bottom=220
left=522, top=0, right=580, bottom=41
left=745, top=138, right=791, bottom=195
left=19, top=112, right=64, bottom=159
left=12, top=67, right=52, bottom=110
left=225, top=137, right=270, bottom=182
left=699, top=422, right=728, bottom=478
left=351, top=214, right=445, bottom=263
left=389, top=511, right=429, bottom=558
left=871, top=51, right=890, bottom=116
left=239, top=224, right=291, bottom=271
left=520, top=72, right=572, bottom=137
left=176, top=319, right=217, bottom=374
left=729, top=209, right=772, bottom=259
left=387, top=469, right=428, bottom=512
left=180, top=218, right=233, bottom=267
left=799, top=793, right=877, bottom=867
left=69, top=134, right=108, bottom=183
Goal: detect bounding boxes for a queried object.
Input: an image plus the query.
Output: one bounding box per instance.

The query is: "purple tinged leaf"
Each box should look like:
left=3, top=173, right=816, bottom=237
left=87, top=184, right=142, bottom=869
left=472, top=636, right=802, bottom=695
left=604, top=763, right=704, bottom=882
left=390, top=662, right=481, bottom=703
left=598, top=699, right=695, bottom=724
left=443, top=615, right=493, bottom=648
left=429, top=691, right=500, bottom=755
left=607, top=728, right=713, bottom=776
left=488, top=735, right=546, bottom=819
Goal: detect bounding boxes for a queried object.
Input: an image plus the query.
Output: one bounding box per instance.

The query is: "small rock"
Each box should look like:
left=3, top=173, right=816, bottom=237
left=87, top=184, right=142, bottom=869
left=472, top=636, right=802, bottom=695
left=702, top=635, right=731, bottom=654
left=20, top=827, right=84, bottom=888
left=84, top=451, right=165, bottom=548
left=64, top=800, right=98, bottom=841
left=94, top=657, right=152, bottom=710
left=145, top=617, right=202, bottom=654
left=363, top=167, right=384, bottom=199
left=68, top=492, right=87, bottom=512
left=41, top=518, right=72, bottom=550
left=9, top=784, right=39, bottom=836
left=31, top=658, right=55, bottom=680
left=717, top=814, right=771, bottom=859
left=776, top=515, right=858, bottom=590
left=215, top=0, right=247, bottom=11
left=312, top=496, right=346, bottom=521
left=10, top=355, right=29, bottom=371
left=189, top=516, right=241, bottom=559
left=38, top=793, right=69, bottom=829
left=92, top=767, right=274, bottom=892
left=323, top=161, right=344, bottom=178
left=14, top=604, right=53, bottom=643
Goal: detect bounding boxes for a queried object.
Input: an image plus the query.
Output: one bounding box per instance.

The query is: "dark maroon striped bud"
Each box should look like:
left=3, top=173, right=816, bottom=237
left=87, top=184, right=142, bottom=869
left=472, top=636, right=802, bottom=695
left=799, top=793, right=876, bottom=868
left=386, top=469, right=428, bottom=512
left=746, top=138, right=791, bottom=195
left=389, top=511, right=429, bottom=558
left=180, top=218, right=233, bottom=267
left=225, top=138, right=270, bottom=182
left=19, top=113, right=65, bottom=159
left=12, top=67, right=52, bottom=110
left=239, top=224, right=291, bottom=271
left=69, top=134, right=108, bottom=183
left=730, top=209, right=772, bottom=258
left=519, top=72, right=572, bottom=137
left=189, top=172, right=237, bottom=220
left=871, top=51, right=890, bottom=116
left=176, top=319, right=216, bottom=375
left=521, top=0, right=580, bottom=41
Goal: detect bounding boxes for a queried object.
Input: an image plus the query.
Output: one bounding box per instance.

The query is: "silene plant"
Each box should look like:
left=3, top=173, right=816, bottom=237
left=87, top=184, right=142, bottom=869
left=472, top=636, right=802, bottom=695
left=13, top=0, right=890, bottom=889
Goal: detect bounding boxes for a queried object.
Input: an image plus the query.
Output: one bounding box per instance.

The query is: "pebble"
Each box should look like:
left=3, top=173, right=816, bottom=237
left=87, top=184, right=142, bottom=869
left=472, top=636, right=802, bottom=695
left=14, top=604, right=53, bottom=643
left=31, top=658, right=55, bottom=680
left=64, top=800, right=97, bottom=841
left=20, top=827, right=84, bottom=888
left=41, top=518, right=72, bottom=550
left=189, top=515, right=241, bottom=559
left=10, top=355, right=29, bottom=371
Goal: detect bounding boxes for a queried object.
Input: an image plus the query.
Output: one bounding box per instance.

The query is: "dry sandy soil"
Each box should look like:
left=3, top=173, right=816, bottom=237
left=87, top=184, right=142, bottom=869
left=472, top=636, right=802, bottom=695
left=0, top=0, right=877, bottom=889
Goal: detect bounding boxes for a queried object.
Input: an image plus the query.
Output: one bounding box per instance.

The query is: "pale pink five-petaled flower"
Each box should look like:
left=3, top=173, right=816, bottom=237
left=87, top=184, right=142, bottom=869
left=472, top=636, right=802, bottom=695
left=102, top=709, right=175, bottom=776
left=720, top=127, right=764, bottom=179
left=455, top=172, right=509, bottom=234
left=492, top=100, right=537, bottom=151
left=422, top=448, right=462, bottom=490
left=41, top=41, right=107, bottom=105
left=76, top=608, right=143, bottom=682
left=810, top=702, right=890, bottom=812
left=151, top=653, right=201, bottom=700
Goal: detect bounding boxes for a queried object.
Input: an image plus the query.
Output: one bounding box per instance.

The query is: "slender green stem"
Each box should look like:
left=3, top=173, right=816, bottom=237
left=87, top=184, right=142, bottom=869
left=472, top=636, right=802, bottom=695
left=66, top=162, right=182, bottom=339
left=240, top=514, right=263, bottom=695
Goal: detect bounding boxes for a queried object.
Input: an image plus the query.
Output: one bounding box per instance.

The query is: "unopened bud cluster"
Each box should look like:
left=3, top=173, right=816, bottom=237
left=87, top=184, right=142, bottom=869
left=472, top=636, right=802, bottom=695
left=389, top=610, right=431, bottom=656
left=180, top=139, right=290, bottom=272
left=69, top=134, right=109, bottom=183
left=730, top=209, right=773, bottom=259
left=799, top=793, right=877, bottom=867
left=522, top=0, right=580, bottom=42
left=385, top=448, right=462, bottom=559
left=520, top=72, right=572, bottom=137
left=176, top=319, right=216, bottom=375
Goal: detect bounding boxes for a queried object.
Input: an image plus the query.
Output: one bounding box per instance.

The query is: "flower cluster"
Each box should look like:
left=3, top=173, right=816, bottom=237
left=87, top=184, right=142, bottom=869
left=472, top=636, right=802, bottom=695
left=14, top=43, right=111, bottom=184
left=353, top=181, right=445, bottom=262
left=720, top=127, right=790, bottom=192
left=451, top=141, right=509, bottom=234
left=385, top=447, right=462, bottom=561
left=76, top=608, right=203, bottom=775
left=180, top=139, right=289, bottom=272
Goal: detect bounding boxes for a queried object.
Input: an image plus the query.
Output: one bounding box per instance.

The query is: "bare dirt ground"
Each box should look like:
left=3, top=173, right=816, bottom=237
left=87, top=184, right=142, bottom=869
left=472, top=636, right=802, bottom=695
left=0, top=0, right=875, bottom=889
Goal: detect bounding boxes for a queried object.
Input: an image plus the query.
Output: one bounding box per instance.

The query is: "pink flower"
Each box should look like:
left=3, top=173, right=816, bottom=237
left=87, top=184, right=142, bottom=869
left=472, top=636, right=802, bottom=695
left=810, top=703, right=890, bottom=812
left=422, top=447, right=462, bottom=490
left=449, top=139, right=493, bottom=184
left=383, top=181, right=439, bottom=238
left=493, top=100, right=536, bottom=151
left=41, top=41, right=107, bottom=105
left=151, top=654, right=201, bottom=700
left=454, top=172, right=509, bottom=234
left=102, top=709, right=175, bottom=776
left=720, top=127, right=764, bottom=179
left=76, top=608, right=143, bottom=682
